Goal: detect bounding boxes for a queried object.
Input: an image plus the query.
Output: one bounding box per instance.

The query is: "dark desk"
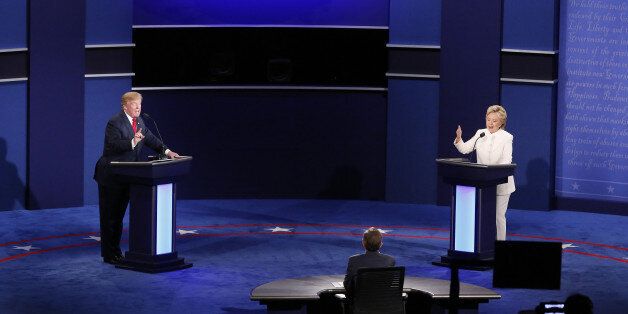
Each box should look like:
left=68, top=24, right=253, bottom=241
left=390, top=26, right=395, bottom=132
left=251, top=275, right=500, bottom=314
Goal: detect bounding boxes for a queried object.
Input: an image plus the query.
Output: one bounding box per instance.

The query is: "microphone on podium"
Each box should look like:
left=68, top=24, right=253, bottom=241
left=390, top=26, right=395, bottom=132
left=142, top=112, right=167, bottom=160
left=472, top=132, right=485, bottom=151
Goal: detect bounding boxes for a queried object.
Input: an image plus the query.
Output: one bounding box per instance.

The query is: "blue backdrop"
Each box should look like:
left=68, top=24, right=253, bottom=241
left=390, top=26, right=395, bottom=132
left=0, top=0, right=27, bottom=210
left=556, top=0, right=628, bottom=202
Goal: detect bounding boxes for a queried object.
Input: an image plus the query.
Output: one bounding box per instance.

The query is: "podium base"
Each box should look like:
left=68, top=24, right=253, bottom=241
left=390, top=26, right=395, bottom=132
left=432, top=255, right=493, bottom=271
left=116, top=251, right=193, bottom=273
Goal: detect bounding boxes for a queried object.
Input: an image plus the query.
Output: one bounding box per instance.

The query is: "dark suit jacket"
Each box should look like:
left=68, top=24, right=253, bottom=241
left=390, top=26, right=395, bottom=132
left=343, top=251, right=396, bottom=295
left=93, top=111, right=167, bottom=186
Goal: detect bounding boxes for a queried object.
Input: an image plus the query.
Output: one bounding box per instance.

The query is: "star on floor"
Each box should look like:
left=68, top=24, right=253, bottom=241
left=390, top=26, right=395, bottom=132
left=83, top=236, right=101, bottom=241
left=266, top=227, right=293, bottom=232
left=607, top=186, right=615, bottom=193
left=378, top=229, right=392, bottom=234
left=177, top=229, right=198, bottom=235
left=562, top=243, right=578, bottom=249
left=13, top=245, right=39, bottom=252
left=571, top=182, right=580, bottom=190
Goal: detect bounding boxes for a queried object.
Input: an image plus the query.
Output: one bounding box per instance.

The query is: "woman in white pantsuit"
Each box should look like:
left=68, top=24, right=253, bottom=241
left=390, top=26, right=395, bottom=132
left=454, top=105, right=515, bottom=241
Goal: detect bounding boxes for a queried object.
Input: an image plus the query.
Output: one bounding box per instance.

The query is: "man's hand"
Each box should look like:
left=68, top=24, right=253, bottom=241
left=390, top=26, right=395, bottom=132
left=133, top=128, right=145, bottom=145
left=166, top=151, right=180, bottom=159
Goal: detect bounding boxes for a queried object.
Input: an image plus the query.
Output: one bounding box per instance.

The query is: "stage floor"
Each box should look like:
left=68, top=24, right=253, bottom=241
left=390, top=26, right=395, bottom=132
left=1, top=199, right=626, bottom=313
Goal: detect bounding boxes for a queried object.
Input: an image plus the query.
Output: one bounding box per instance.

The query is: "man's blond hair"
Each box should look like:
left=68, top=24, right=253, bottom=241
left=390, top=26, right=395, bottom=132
left=121, top=92, right=142, bottom=108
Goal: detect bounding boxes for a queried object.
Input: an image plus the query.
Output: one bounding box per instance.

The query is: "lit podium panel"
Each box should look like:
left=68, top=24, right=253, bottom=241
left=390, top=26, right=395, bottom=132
left=109, top=156, right=193, bottom=273
left=435, top=158, right=516, bottom=268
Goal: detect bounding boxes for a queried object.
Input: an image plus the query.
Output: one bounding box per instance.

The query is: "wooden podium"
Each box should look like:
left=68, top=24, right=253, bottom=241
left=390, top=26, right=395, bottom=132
left=435, top=158, right=516, bottom=268
left=109, top=156, right=193, bottom=273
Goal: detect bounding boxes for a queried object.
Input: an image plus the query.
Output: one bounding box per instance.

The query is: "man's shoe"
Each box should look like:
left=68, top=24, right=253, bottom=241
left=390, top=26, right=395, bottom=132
left=103, top=254, right=124, bottom=265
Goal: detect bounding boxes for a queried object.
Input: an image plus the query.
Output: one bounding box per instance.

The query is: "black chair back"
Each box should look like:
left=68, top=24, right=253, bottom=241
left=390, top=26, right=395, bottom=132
left=352, top=266, right=405, bottom=314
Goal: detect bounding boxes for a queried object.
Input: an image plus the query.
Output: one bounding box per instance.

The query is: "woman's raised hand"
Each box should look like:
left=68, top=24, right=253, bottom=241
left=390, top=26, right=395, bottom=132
left=455, top=125, right=462, bottom=143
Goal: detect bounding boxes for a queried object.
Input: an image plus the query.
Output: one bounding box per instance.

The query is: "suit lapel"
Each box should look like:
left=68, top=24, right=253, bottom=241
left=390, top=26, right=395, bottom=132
left=137, top=117, right=145, bottom=135
left=118, top=111, right=134, bottom=139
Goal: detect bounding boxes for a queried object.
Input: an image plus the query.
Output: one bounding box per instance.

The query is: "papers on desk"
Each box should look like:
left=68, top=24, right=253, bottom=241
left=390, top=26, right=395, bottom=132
left=331, top=282, right=344, bottom=288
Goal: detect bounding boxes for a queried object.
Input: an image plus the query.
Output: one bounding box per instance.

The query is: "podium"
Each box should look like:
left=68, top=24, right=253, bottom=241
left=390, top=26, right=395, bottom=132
left=435, top=158, right=516, bottom=268
left=109, top=156, right=193, bottom=273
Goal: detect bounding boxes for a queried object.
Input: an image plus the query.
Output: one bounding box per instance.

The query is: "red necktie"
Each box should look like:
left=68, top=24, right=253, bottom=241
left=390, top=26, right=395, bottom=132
left=132, top=118, right=138, bottom=133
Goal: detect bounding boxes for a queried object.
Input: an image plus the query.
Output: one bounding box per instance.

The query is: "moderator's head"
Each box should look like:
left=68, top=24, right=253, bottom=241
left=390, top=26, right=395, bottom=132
left=362, top=227, right=383, bottom=252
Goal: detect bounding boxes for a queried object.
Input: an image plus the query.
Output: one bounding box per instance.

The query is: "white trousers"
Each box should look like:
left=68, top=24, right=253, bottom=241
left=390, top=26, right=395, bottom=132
left=496, top=194, right=511, bottom=241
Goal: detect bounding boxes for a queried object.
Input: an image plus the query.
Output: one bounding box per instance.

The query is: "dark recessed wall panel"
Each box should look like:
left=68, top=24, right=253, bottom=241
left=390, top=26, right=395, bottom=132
left=137, top=90, right=387, bottom=200
left=0, top=52, right=28, bottom=79
left=133, top=28, right=388, bottom=87
left=85, top=47, right=133, bottom=74
left=501, top=52, right=557, bottom=81
left=388, top=48, right=440, bottom=75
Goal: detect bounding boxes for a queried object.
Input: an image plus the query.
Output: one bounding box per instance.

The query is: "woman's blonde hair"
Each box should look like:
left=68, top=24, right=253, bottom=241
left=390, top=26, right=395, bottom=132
left=121, top=91, right=142, bottom=108
left=486, top=104, right=507, bottom=129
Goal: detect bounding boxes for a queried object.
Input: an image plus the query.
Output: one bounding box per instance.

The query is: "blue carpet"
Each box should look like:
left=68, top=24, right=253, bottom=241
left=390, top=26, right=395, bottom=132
left=1, top=200, right=627, bottom=313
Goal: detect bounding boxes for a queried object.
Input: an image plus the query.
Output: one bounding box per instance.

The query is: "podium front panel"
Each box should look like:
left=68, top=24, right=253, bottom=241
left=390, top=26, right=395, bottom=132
left=454, top=185, right=476, bottom=252
left=156, top=183, right=174, bottom=255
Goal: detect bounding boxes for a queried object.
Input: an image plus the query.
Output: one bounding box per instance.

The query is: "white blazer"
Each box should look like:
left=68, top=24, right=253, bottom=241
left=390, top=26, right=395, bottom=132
left=454, top=128, right=515, bottom=195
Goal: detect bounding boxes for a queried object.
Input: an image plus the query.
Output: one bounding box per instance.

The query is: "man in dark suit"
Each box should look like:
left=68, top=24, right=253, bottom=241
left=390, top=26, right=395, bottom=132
left=343, top=227, right=396, bottom=296
left=93, top=91, right=179, bottom=264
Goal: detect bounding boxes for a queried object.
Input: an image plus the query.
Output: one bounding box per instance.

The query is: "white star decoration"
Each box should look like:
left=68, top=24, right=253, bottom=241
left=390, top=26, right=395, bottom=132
left=266, top=227, right=293, bottom=232
left=378, top=229, right=392, bottom=234
left=177, top=229, right=198, bottom=235
left=571, top=182, right=580, bottom=190
left=13, top=245, right=39, bottom=252
left=607, top=186, right=615, bottom=194
left=562, top=243, right=578, bottom=249
left=84, top=236, right=101, bottom=242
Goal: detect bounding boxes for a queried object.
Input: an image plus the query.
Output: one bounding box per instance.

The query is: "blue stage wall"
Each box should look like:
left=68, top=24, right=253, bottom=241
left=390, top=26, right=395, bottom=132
left=83, top=0, right=133, bottom=205
left=133, top=0, right=389, bottom=26
left=437, top=0, right=503, bottom=205
left=29, top=0, right=86, bottom=209
left=503, top=0, right=559, bottom=50
left=0, top=82, right=28, bottom=211
left=502, top=84, right=556, bottom=210
left=0, top=0, right=27, bottom=49
left=86, top=0, right=133, bottom=43
left=388, top=0, right=440, bottom=45
left=0, top=0, right=621, bottom=214
left=386, top=80, right=439, bottom=203
left=385, top=0, right=441, bottom=204
left=555, top=0, right=628, bottom=212
left=0, top=1, right=28, bottom=210
left=499, top=0, right=559, bottom=210
left=84, top=78, right=133, bottom=205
